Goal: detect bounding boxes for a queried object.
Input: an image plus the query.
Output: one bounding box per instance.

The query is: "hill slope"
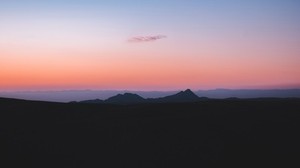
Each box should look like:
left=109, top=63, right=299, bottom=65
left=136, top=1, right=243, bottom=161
left=0, top=97, right=300, bottom=167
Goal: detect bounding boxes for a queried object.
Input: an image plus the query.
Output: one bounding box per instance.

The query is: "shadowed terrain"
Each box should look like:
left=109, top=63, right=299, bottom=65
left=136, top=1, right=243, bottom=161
left=0, top=97, right=300, bottom=167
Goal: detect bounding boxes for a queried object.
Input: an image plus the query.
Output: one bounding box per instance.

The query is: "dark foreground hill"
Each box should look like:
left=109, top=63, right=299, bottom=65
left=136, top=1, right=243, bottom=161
left=0, top=97, right=300, bottom=167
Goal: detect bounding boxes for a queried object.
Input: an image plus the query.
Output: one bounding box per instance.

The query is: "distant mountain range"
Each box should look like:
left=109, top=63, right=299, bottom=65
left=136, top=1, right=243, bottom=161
left=0, top=89, right=300, bottom=102
left=79, top=89, right=207, bottom=105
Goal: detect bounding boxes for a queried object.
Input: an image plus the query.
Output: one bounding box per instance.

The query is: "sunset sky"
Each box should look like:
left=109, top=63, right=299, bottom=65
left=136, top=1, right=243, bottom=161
left=1, top=0, right=300, bottom=91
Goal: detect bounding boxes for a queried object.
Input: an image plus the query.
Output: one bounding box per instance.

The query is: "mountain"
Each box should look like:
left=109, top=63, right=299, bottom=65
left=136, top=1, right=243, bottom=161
left=104, top=93, right=146, bottom=105
left=79, top=89, right=203, bottom=104
left=1, top=89, right=299, bottom=102
left=149, top=89, right=201, bottom=103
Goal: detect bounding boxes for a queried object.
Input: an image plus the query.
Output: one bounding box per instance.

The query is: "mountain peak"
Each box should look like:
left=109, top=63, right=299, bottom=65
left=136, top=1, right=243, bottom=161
left=153, top=89, right=199, bottom=103
left=183, top=89, right=193, bottom=93
left=123, top=93, right=138, bottom=96
left=176, top=89, right=198, bottom=97
left=105, top=93, right=145, bottom=104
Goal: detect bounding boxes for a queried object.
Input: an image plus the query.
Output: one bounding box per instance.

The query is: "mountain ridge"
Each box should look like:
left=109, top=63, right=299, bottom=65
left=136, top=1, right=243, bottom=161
left=79, top=89, right=206, bottom=104
left=1, top=89, right=299, bottom=102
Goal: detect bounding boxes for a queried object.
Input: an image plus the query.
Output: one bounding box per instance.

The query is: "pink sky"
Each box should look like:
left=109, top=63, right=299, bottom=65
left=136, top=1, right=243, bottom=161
left=0, top=0, right=299, bottom=91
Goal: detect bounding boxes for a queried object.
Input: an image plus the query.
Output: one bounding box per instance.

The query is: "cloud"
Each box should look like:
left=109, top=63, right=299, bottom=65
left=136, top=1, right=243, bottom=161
left=128, top=35, right=167, bottom=43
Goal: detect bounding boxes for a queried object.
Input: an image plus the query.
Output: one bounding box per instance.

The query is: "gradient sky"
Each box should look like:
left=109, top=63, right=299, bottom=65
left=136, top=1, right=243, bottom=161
left=1, top=0, right=300, bottom=91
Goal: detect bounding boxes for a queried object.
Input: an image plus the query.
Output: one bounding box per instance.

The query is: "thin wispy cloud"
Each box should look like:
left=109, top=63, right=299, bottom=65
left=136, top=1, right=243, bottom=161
left=128, top=35, right=167, bottom=43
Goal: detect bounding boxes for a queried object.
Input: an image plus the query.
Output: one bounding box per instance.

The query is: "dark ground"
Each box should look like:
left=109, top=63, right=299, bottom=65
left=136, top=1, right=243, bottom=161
left=0, top=98, right=300, bottom=167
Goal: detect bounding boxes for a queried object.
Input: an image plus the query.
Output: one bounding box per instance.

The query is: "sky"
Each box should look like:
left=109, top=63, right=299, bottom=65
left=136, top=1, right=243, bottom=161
left=0, top=0, right=300, bottom=91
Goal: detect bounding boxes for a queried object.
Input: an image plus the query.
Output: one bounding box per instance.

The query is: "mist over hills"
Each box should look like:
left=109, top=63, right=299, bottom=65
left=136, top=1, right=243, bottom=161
left=0, top=89, right=299, bottom=102
left=77, top=89, right=300, bottom=105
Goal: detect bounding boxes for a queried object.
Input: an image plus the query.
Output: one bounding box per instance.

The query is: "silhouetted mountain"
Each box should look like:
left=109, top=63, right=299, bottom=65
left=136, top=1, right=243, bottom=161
left=148, top=89, right=202, bottom=103
left=104, top=93, right=146, bottom=104
left=1, top=89, right=299, bottom=102
left=80, top=89, right=205, bottom=104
